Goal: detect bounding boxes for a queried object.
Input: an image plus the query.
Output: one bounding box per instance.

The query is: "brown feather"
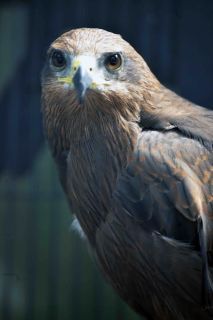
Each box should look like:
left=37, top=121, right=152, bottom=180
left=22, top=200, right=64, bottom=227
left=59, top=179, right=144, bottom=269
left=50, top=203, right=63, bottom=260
left=41, top=28, right=213, bottom=319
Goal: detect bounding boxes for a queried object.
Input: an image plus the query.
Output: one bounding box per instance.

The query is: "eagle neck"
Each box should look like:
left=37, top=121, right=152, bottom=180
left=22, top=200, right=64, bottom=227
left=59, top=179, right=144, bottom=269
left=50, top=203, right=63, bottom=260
left=66, top=115, right=138, bottom=243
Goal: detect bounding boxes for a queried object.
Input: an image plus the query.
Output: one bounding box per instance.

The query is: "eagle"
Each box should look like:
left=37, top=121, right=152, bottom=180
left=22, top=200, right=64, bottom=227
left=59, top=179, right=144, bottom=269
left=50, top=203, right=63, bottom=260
left=41, top=28, right=213, bottom=320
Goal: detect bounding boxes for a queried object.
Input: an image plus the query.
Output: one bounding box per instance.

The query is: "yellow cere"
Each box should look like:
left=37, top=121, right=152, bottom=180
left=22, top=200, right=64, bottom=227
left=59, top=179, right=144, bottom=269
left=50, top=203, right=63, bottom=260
left=90, top=82, right=97, bottom=89
left=57, top=76, right=73, bottom=85
left=57, top=59, right=81, bottom=85
left=72, top=59, right=81, bottom=71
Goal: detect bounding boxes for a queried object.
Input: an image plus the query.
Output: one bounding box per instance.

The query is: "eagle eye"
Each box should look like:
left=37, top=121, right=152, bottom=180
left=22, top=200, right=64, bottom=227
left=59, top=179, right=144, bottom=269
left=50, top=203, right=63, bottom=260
left=105, top=53, right=122, bottom=71
left=50, top=49, right=66, bottom=70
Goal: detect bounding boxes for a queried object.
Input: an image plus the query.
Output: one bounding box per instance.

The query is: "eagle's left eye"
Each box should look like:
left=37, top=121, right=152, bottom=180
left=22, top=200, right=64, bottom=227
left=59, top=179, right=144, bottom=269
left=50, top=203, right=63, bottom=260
left=50, top=49, right=67, bottom=70
left=105, top=53, right=122, bottom=71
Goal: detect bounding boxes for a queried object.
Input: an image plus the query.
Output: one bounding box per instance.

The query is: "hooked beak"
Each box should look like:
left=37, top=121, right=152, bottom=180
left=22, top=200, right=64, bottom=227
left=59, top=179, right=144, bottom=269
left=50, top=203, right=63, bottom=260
left=73, top=67, right=92, bottom=103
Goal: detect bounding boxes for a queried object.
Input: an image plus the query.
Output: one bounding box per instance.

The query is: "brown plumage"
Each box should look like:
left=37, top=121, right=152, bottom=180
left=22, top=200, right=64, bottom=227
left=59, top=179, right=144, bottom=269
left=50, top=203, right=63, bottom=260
left=41, top=28, right=213, bottom=320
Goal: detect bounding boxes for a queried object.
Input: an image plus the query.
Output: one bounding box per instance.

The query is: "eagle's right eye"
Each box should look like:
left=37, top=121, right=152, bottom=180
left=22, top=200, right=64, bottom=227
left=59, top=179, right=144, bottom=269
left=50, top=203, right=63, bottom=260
left=50, top=49, right=67, bottom=70
left=104, top=53, right=122, bottom=71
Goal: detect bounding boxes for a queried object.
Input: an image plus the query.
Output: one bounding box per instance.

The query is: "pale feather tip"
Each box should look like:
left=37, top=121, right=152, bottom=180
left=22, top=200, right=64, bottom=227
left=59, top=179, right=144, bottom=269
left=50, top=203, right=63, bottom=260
left=71, top=217, right=86, bottom=239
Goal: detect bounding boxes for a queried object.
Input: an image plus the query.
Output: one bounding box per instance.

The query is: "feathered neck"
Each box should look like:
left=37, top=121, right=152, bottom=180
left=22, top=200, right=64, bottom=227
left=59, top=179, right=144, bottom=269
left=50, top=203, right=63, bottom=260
left=68, top=115, right=139, bottom=243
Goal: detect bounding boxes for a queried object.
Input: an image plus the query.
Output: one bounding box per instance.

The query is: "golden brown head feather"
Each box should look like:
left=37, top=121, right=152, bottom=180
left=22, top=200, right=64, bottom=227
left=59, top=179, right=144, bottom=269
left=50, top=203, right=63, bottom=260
left=42, top=30, right=158, bottom=109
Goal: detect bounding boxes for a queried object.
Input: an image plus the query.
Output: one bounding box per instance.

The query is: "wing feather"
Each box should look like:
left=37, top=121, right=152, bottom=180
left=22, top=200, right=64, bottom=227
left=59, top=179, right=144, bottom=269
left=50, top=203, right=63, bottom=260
left=116, top=129, right=212, bottom=244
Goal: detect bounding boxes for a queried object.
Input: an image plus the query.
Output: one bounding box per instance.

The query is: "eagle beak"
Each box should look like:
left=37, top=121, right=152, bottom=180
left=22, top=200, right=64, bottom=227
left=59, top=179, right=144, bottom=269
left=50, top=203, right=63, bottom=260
left=73, top=66, right=92, bottom=103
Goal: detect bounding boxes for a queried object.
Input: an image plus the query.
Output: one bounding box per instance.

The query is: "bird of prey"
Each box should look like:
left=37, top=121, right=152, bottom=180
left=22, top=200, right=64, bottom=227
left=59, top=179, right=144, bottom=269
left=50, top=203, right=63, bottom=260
left=41, top=28, right=213, bottom=320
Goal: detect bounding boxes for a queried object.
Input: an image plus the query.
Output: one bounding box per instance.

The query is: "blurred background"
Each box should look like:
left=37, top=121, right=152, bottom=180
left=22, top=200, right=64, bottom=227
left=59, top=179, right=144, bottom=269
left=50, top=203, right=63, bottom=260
left=0, top=0, right=212, bottom=319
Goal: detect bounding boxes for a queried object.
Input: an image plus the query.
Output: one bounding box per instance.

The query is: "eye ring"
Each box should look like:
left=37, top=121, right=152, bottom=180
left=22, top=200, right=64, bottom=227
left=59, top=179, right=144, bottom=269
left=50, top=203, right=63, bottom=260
left=105, top=53, right=122, bottom=71
left=50, top=49, right=67, bottom=70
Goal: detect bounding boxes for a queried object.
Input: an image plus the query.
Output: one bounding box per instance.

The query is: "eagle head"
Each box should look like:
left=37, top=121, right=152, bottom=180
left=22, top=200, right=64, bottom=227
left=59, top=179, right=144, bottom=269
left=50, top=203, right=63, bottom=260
left=41, top=28, right=158, bottom=121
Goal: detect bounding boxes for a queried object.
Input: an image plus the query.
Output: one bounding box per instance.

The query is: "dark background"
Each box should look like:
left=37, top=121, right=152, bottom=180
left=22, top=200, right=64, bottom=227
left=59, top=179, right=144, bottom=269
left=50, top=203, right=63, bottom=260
left=0, top=0, right=212, bottom=319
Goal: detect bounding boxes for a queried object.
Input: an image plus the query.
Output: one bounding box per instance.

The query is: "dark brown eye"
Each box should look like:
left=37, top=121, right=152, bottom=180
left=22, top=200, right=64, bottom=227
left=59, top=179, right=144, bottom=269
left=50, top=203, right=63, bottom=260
left=50, top=49, right=66, bottom=69
left=105, top=53, right=122, bottom=71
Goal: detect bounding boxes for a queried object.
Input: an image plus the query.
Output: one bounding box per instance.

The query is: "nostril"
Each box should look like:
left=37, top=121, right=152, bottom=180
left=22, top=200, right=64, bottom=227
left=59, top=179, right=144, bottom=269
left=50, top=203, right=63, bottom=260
left=89, top=67, right=92, bottom=71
